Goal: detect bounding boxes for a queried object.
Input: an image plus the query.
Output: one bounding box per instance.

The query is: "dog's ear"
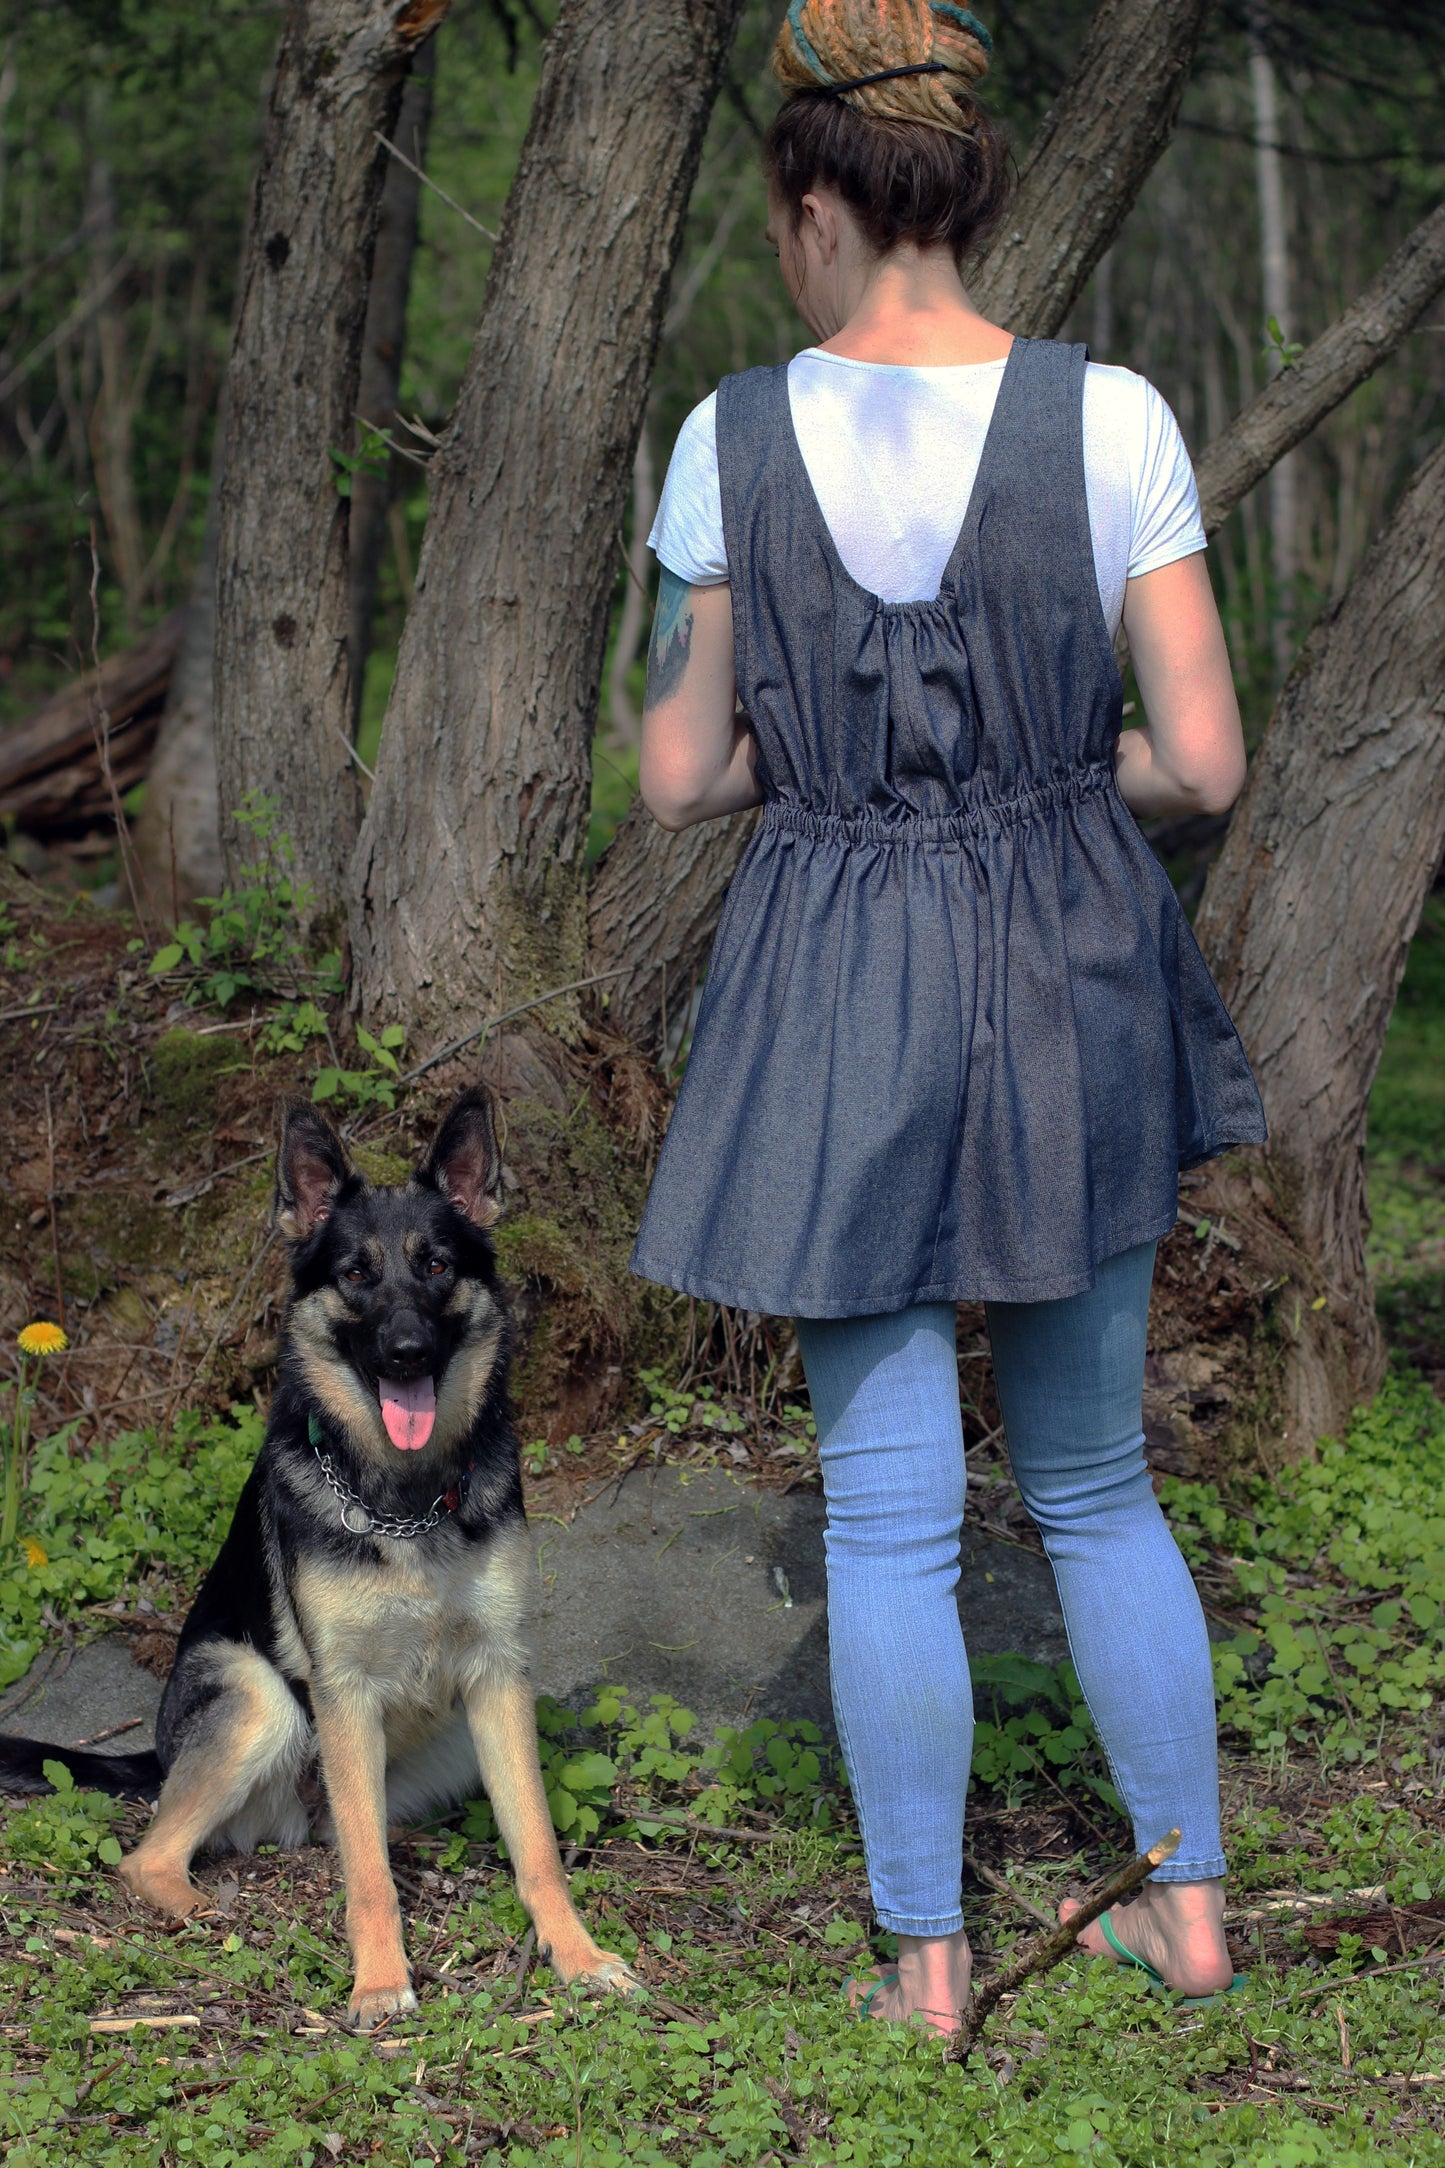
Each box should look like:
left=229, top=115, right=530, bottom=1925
left=423, top=1088, right=503, bottom=1229
left=276, top=1104, right=352, bottom=1242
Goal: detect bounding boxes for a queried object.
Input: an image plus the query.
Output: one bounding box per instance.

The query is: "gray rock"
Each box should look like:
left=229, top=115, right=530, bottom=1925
left=0, top=1468, right=1078, bottom=1764
left=526, top=1465, right=1070, bottom=1735
left=0, top=1635, right=161, bottom=1754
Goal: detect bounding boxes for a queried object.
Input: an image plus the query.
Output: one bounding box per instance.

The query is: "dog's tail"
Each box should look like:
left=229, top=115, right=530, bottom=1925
left=0, top=1734, right=161, bottom=1801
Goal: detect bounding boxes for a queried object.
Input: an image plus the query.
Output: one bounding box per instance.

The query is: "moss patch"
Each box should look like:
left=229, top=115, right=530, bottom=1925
left=148, top=1029, right=251, bottom=1135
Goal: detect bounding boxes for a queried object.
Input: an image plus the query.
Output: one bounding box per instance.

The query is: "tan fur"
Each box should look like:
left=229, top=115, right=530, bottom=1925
left=463, top=1673, right=632, bottom=1988
left=311, top=1684, right=415, bottom=2026
left=120, top=1647, right=309, bottom=1917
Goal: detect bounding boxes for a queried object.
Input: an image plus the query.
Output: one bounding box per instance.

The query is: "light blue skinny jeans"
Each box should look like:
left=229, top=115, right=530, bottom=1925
left=795, top=1240, right=1225, bottom=1937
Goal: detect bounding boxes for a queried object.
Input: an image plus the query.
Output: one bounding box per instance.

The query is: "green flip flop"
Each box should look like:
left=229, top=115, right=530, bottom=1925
left=1097, top=1911, right=1247, bottom=2008
left=846, top=1969, right=899, bottom=2021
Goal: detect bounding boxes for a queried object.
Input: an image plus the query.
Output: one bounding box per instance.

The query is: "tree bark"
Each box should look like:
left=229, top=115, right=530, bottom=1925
left=348, top=35, right=436, bottom=737
left=590, top=0, right=1213, bottom=1060
left=1249, top=18, right=1298, bottom=676
left=134, top=404, right=227, bottom=909
left=351, top=0, right=747, bottom=1039
left=1192, top=445, right=1445, bottom=1452
left=969, top=0, right=1210, bottom=336
left=1195, top=201, right=1445, bottom=539
left=213, top=0, right=448, bottom=922
left=588, top=805, right=756, bottom=1053
left=606, top=419, right=657, bottom=750
left=133, top=530, right=223, bottom=910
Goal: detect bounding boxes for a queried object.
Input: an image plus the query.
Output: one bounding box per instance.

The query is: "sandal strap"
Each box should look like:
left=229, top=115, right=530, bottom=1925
left=855, top=1969, right=899, bottom=2020
left=1097, top=1909, right=1166, bottom=1986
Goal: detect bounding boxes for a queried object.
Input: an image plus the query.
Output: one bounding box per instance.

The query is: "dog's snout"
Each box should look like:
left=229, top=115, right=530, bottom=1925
left=374, top=1314, right=435, bottom=1377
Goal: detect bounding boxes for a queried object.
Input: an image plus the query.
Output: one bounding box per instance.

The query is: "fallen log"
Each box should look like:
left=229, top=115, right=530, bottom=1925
left=0, top=610, right=183, bottom=835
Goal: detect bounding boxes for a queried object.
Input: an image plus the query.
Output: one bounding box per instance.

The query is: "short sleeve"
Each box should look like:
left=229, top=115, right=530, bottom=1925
left=1128, top=378, right=1206, bottom=579
left=647, top=393, right=730, bottom=586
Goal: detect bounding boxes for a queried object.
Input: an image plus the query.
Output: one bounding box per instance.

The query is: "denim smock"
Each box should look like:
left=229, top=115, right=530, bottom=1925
left=630, top=336, right=1266, bottom=1318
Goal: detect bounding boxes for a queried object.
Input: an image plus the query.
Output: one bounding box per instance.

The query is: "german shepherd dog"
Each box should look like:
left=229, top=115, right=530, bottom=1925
left=0, top=1088, right=636, bottom=2027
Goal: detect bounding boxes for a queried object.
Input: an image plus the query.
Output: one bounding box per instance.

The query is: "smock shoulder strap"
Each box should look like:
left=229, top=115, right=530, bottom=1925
left=715, top=363, right=794, bottom=583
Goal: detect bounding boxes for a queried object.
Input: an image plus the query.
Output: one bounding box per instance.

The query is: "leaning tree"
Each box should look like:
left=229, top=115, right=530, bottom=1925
left=211, top=0, right=451, bottom=924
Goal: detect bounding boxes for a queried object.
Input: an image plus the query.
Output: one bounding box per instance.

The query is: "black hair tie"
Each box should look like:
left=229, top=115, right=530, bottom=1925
left=819, top=60, right=948, bottom=95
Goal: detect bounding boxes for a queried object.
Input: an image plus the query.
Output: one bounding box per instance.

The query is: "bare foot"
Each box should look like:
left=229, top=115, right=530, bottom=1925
left=1060, top=1878, right=1233, bottom=1997
left=847, top=1929, right=973, bottom=2037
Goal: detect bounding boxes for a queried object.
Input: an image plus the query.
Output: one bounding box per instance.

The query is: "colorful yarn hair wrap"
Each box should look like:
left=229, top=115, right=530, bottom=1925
left=775, top=0, right=992, bottom=136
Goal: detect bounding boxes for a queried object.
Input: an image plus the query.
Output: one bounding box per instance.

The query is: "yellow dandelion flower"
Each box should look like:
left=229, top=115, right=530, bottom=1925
left=17, top=1321, right=68, bottom=1357
left=22, top=1538, right=47, bottom=1569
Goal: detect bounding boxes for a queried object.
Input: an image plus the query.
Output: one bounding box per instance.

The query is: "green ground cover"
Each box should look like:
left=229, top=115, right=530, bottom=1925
left=6, top=898, right=1445, bottom=2161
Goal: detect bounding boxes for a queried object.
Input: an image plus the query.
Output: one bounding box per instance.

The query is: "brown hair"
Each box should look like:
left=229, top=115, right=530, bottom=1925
left=765, top=0, right=1011, bottom=264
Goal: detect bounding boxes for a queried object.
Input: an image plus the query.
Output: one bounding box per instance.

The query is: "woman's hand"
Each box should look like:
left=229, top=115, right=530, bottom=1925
left=638, top=573, right=764, bottom=831
left=1115, top=555, right=1247, bottom=821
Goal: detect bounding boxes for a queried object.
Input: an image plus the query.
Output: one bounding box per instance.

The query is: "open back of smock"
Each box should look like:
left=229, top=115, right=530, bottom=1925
left=630, top=336, right=1266, bottom=1318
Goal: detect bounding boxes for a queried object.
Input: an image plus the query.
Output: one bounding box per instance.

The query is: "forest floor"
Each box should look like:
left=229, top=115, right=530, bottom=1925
left=5, top=867, right=1445, bottom=2162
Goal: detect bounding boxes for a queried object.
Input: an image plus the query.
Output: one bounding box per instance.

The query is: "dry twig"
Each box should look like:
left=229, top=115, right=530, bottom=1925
left=963, top=1850, right=1056, bottom=1930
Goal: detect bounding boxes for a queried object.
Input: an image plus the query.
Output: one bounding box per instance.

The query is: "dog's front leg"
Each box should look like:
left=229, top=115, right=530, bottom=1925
left=312, top=1685, right=416, bottom=2029
left=462, top=1674, right=638, bottom=1994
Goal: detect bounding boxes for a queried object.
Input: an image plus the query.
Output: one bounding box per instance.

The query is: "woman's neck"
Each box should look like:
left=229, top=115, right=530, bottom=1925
left=814, top=245, right=1012, bottom=368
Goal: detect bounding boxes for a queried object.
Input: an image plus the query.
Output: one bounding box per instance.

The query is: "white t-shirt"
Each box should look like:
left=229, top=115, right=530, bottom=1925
left=648, top=349, right=1205, bottom=634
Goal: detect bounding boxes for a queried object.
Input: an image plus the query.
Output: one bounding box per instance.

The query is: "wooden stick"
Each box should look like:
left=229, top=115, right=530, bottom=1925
left=947, top=1828, right=1180, bottom=2060
left=89, top=2013, right=201, bottom=2034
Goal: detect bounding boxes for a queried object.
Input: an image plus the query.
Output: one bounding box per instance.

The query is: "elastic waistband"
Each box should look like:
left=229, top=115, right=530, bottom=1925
left=760, top=761, right=1116, bottom=847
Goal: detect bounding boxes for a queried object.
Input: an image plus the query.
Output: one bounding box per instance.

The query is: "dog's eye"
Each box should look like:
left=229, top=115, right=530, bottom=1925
left=426, top=1258, right=448, bottom=1277
left=343, top=1267, right=367, bottom=1284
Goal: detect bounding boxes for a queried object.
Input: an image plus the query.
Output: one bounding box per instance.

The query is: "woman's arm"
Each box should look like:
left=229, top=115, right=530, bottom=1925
left=638, top=571, right=764, bottom=832
left=1115, top=553, right=1248, bottom=821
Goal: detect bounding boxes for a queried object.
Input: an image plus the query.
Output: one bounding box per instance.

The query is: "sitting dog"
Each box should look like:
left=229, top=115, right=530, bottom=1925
left=0, top=1087, right=636, bottom=2026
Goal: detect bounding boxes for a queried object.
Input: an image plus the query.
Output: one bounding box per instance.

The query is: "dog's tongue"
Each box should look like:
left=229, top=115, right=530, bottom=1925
left=379, top=1375, right=436, bottom=1451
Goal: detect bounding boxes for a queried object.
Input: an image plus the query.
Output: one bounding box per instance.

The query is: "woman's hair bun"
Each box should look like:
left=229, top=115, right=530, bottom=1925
left=772, top=0, right=992, bottom=138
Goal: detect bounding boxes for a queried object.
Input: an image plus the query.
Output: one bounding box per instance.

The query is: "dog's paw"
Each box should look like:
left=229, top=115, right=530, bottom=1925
left=347, top=1981, right=418, bottom=2031
left=559, top=1949, right=644, bottom=1998
left=117, top=1855, right=203, bottom=1920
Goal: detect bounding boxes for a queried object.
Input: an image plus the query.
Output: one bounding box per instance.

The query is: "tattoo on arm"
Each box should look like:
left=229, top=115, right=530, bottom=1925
left=645, top=568, right=694, bottom=709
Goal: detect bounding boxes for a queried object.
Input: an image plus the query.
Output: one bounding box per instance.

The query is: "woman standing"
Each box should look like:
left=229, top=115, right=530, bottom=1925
left=631, top=0, right=1262, bottom=2033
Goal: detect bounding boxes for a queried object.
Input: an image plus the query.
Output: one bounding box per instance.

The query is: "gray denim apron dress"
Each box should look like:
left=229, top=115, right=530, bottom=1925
left=630, top=336, right=1266, bottom=1318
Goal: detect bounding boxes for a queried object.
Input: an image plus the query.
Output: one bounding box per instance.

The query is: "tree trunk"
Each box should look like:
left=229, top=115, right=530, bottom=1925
left=1192, top=445, right=1445, bottom=1454
left=588, top=805, right=756, bottom=1053
left=1249, top=18, right=1298, bottom=676
left=606, top=419, right=657, bottom=750
left=348, top=35, right=436, bottom=738
left=589, top=0, right=1212, bottom=1059
left=213, top=0, right=448, bottom=923
left=134, top=400, right=227, bottom=909
left=0, top=611, right=183, bottom=836
left=351, top=0, right=746, bottom=1039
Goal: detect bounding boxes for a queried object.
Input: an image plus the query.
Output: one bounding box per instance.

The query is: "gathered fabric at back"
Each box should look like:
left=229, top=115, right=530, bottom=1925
left=630, top=337, right=1265, bottom=1319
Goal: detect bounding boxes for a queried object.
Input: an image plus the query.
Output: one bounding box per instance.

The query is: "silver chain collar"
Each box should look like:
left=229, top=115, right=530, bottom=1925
left=312, top=1447, right=453, bottom=1541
